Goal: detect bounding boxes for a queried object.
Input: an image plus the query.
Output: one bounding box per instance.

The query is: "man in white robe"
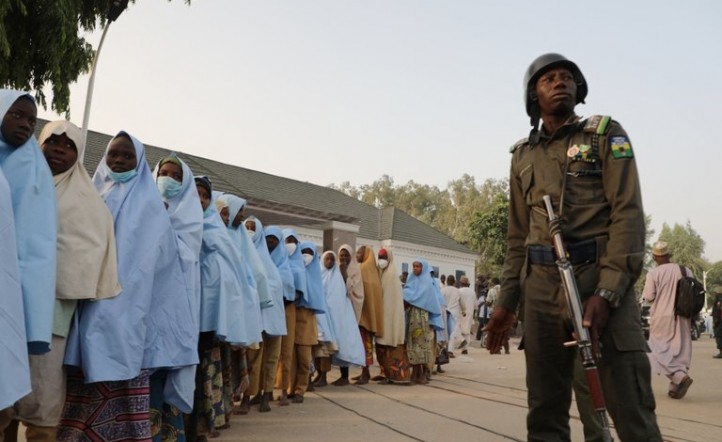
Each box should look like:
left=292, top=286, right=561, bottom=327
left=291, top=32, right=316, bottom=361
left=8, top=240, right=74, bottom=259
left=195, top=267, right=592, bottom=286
left=441, top=275, right=464, bottom=354
left=458, top=276, right=477, bottom=355
left=642, top=241, right=694, bottom=399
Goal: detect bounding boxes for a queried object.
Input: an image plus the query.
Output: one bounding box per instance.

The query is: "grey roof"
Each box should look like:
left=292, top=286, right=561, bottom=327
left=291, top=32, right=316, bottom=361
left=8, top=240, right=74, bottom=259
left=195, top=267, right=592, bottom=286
left=36, top=120, right=475, bottom=255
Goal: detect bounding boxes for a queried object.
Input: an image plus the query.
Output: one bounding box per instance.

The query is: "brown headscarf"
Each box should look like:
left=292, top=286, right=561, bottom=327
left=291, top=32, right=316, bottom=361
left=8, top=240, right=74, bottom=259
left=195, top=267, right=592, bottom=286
left=358, top=245, right=383, bottom=337
left=338, top=244, right=364, bottom=323
left=375, top=249, right=405, bottom=346
left=38, top=121, right=121, bottom=301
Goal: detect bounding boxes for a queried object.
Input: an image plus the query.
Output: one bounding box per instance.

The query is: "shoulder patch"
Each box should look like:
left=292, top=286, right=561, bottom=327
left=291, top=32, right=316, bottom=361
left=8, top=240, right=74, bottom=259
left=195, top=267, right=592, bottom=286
left=583, top=115, right=612, bottom=135
left=609, top=135, right=634, bottom=159
left=509, top=137, right=529, bottom=154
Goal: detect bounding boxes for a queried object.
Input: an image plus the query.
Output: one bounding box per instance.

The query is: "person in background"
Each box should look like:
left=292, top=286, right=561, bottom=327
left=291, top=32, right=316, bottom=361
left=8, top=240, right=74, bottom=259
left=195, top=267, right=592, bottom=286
left=402, top=259, right=443, bottom=385
left=316, top=251, right=366, bottom=387
left=457, top=276, right=477, bottom=355
left=240, top=217, right=287, bottom=414
left=712, top=293, right=722, bottom=359
left=642, top=241, right=694, bottom=399
left=354, top=246, right=384, bottom=385
left=374, top=249, right=410, bottom=384
left=334, top=244, right=365, bottom=386
left=441, top=275, right=464, bottom=356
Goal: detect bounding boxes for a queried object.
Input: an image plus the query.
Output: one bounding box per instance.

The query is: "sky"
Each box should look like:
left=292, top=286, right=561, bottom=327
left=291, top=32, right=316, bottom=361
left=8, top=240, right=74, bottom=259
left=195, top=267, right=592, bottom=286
left=38, top=0, right=722, bottom=261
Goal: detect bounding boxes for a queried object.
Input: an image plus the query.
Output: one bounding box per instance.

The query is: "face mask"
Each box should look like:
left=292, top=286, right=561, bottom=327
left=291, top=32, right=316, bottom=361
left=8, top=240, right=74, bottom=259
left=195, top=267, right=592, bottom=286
left=378, top=258, right=389, bottom=270
left=108, top=169, right=137, bottom=183
left=285, top=243, right=297, bottom=256
left=203, top=205, right=215, bottom=218
left=157, top=176, right=183, bottom=199
left=246, top=227, right=257, bottom=240
left=302, top=253, right=314, bottom=266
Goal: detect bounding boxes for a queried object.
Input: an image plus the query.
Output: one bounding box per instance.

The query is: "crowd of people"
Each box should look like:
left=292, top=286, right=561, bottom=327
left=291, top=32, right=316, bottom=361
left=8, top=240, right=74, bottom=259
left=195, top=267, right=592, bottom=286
left=0, top=88, right=481, bottom=442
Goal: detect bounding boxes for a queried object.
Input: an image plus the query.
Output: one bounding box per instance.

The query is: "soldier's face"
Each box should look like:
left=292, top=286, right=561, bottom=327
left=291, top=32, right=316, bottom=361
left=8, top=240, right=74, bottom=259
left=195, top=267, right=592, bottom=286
left=535, top=67, right=576, bottom=117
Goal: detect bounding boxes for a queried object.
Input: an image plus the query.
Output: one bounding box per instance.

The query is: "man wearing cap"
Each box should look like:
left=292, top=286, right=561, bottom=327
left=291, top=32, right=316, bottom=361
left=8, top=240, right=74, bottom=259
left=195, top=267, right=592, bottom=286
left=484, top=53, right=661, bottom=441
left=642, top=241, right=695, bottom=399
left=457, top=276, right=477, bottom=355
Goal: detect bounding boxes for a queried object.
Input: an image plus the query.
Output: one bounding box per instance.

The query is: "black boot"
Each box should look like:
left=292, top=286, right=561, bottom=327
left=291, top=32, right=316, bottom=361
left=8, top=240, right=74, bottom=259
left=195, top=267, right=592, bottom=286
left=259, top=391, right=272, bottom=412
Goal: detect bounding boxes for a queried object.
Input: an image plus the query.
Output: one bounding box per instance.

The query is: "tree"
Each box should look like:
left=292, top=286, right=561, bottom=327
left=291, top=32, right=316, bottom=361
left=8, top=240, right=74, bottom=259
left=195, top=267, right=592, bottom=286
left=468, top=192, right=509, bottom=277
left=0, top=0, right=188, bottom=114
left=658, top=221, right=706, bottom=278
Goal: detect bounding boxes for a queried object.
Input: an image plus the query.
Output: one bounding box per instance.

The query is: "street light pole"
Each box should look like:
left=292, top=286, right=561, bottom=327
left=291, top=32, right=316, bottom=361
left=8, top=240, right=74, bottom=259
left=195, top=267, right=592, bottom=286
left=80, top=0, right=129, bottom=156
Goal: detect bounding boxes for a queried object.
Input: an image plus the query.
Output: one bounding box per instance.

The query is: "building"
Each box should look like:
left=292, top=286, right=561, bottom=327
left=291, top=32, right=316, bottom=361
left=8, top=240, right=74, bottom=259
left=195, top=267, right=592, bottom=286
left=40, top=120, right=478, bottom=281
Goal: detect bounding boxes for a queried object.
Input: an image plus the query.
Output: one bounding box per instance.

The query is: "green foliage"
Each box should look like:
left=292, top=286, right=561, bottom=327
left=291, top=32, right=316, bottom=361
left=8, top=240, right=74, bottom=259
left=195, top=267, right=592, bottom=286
left=468, top=192, right=509, bottom=277
left=0, top=1, right=188, bottom=115
left=658, top=221, right=706, bottom=277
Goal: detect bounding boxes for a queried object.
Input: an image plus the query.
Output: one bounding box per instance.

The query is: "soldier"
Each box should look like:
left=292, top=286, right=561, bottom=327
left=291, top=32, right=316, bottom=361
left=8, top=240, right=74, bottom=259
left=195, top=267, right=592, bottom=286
left=484, top=53, right=662, bottom=441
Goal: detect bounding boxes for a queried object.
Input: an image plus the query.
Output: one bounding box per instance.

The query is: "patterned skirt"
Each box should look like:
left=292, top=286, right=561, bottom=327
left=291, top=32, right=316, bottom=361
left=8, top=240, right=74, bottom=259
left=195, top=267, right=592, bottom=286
left=189, top=344, right=225, bottom=438
left=58, top=370, right=152, bottom=442
left=406, top=307, right=434, bottom=365
left=149, top=370, right=185, bottom=442
left=376, top=344, right=411, bottom=382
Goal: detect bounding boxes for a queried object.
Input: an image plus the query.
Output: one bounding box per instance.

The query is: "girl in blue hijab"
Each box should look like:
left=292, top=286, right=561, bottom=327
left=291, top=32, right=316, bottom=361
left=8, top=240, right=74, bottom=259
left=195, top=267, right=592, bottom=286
left=402, top=258, right=442, bottom=385
left=239, top=216, right=287, bottom=413
left=0, top=167, right=30, bottom=412
left=61, top=131, right=182, bottom=441
left=148, top=155, right=205, bottom=440
left=0, top=89, right=57, bottom=356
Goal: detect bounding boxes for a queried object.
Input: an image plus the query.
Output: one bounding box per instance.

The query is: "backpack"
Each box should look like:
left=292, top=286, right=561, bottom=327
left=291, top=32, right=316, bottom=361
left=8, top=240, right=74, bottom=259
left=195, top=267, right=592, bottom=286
left=675, top=264, right=705, bottom=318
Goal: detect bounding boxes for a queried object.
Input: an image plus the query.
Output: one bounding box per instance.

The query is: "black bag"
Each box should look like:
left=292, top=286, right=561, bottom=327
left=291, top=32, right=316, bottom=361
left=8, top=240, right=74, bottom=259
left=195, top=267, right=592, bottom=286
left=675, top=264, right=705, bottom=318
left=435, top=347, right=450, bottom=365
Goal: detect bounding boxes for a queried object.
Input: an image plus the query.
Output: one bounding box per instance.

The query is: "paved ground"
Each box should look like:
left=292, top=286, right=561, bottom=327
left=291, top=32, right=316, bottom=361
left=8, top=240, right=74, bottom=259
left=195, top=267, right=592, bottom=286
left=17, top=335, right=721, bottom=441
left=210, top=336, right=721, bottom=442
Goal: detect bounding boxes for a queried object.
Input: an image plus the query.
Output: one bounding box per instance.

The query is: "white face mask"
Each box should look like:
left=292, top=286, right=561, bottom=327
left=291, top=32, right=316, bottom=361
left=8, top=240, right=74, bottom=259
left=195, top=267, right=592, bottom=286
left=302, top=253, right=314, bottom=266
left=377, top=258, right=389, bottom=270
left=246, top=227, right=256, bottom=239
left=285, top=243, right=297, bottom=256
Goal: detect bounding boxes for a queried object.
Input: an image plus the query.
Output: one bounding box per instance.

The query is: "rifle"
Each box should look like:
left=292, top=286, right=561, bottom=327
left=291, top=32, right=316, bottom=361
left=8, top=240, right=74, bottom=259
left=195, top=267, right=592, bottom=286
left=542, top=195, right=613, bottom=442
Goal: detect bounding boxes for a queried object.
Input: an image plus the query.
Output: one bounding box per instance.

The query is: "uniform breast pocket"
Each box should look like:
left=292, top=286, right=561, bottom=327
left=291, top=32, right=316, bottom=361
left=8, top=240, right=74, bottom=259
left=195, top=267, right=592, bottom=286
left=519, top=165, right=534, bottom=205
left=565, top=161, right=604, bottom=205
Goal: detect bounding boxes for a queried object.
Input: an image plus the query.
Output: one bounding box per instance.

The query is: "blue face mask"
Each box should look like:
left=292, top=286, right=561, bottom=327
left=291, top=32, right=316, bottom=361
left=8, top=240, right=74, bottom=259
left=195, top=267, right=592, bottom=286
left=157, top=176, right=183, bottom=199
left=203, top=205, right=216, bottom=218
left=107, top=169, right=138, bottom=183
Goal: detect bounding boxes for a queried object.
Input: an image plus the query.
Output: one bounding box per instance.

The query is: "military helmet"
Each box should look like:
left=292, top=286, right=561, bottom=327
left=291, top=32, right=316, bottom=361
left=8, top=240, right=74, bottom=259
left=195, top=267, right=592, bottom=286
left=524, top=53, right=587, bottom=118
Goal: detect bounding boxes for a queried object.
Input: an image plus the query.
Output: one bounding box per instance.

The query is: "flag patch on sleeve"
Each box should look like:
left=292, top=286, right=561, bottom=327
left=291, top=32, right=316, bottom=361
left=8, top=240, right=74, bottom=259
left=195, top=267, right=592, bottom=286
left=610, top=136, right=634, bottom=159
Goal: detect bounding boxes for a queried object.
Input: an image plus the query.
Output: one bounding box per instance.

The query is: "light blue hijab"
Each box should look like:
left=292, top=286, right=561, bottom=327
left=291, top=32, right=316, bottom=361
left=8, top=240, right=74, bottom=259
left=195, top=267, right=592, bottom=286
left=64, top=132, right=185, bottom=382
left=198, top=181, right=256, bottom=345
left=0, top=167, right=31, bottom=408
left=265, top=226, right=296, bottom=303
left=320, top=251, right=366, bottom=367
left=0, top=89, right=57, bottom=355
left=245, top=216, right=286, bottom=336
left=282, top=228, right=307, bottom=304
left=149, top=156, right=204, bottom=413
left=402, top=258, right=443, bottom=331
left=298, top=241, right=326, bottom=313
left=215, top=193, right=263, bottom=345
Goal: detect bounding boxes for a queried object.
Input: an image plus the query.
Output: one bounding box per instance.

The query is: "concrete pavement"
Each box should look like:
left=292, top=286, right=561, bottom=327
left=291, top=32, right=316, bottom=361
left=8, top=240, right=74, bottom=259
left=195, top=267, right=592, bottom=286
left=16, top=336, right=720, bottom=441
left=211, top=336, right=721, bottom=442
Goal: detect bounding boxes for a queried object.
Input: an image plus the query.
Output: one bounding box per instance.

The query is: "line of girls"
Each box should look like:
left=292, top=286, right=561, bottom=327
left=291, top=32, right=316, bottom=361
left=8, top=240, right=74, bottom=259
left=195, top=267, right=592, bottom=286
left=0, top=89, right=448, bottom=442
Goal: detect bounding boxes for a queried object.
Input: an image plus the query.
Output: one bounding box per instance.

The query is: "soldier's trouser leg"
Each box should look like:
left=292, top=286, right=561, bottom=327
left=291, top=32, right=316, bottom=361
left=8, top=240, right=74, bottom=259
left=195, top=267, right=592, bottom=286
left=261, top=335, right=282, bottom=393
left=275, top=303, right=296, bottom=394
left=715, top=325, right=722, bottom=351
left=597, top=291, right=661, bottom=442
left=523, top=265, right=577, bottom=442
left=573, top=357, right=604, bottom=442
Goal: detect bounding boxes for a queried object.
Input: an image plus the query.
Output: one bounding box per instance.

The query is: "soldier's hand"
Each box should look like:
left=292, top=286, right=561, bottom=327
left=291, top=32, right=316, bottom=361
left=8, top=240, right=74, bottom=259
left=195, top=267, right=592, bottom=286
left=582, top=295, right=610, bottom=360
left=483, top=307, right=515, bottom=354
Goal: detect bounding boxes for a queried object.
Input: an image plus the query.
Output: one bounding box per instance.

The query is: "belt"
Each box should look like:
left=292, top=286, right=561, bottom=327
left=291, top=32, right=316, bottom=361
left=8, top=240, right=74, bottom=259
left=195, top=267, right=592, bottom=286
left=528, top=238, right=597, bottom=266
